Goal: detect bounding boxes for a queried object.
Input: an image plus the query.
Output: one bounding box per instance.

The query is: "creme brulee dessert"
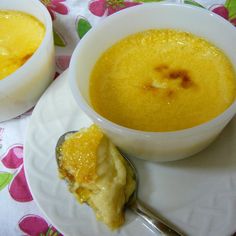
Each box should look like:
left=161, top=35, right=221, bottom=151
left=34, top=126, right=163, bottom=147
left=0, top=10, right=45, bottom=80
left=90, top=29, right=236, bottom=131
left=57, top=125, right=136, bottom=229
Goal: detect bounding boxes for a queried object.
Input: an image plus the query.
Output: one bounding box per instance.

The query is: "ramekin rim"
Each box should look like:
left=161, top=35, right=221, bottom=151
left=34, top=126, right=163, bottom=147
left=69, top=2, right=236, bottom=138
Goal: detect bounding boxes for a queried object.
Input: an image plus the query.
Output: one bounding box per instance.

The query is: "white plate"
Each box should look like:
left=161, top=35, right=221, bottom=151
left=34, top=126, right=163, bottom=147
left=24, top=71, right=236, bottom=236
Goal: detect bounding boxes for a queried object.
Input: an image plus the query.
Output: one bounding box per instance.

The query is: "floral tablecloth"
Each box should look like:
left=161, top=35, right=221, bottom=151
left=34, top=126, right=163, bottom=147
left=0, top=0, right=235, bottom=235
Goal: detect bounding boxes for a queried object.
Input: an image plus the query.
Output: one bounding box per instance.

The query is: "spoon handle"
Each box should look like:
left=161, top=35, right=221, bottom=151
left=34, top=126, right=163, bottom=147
left=130, top=200, right=184, bottom=236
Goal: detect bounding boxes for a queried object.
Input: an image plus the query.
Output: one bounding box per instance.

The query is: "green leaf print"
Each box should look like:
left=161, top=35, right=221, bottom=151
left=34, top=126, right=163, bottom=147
left=225, top=0, right=236, bottom=19
left=77, top=18, right=92, bottom=39
left=0, top=172, right=13, bottom=191
left=53, top=30, right=66, bottom=47
left=45, top=226, right=59, bottom=236
left=184, top=0, right=204, bottom=8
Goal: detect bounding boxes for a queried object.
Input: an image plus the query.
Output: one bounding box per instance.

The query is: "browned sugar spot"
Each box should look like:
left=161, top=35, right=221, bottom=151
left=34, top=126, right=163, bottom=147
left=169, top=70, right=184, bottom=79
left=168, top=69, right=195, bottom=89
left=20, top=53, right=33, bottom=65
left=152, top=65, right=195, bottom=91
left=181, top=76, right=194, bottom=88
left=154, top=64, right=169, bottom=72
left=8, top=53, right=33, bottom=67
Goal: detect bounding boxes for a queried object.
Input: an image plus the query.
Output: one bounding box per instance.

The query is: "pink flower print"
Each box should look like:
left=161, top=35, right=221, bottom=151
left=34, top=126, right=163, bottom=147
left=210, top=4, right=236, bottom=26
left=9, top=166, right=33, bottom=202
left=210, top=5, right=229, bottom=19
left=1, top=145, right=33, bottom=202
left=1, top=145, right=23, bottom=168
left=40, top=0, right=69, bottom=20
left=19, top=214, right=63, bottom=236
left=89, top=0, right=141, bottom=17
left=56, top=55, right=71, bottom=71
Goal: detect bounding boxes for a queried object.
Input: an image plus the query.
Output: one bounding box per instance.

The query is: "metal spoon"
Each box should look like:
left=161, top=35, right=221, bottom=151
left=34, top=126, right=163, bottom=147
left=56, top=131, right=184, bottom=236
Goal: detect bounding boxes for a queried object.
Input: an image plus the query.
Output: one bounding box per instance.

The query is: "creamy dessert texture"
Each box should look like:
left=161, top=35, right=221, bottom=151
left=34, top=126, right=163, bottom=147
left=90, top=29, right=236, bottom=132
left=0, top=10, right=45, bottom=80
left=58, top=125, right=136, bottom=229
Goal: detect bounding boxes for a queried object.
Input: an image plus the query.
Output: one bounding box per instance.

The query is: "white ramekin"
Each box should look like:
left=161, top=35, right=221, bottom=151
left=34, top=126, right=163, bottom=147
left=0, top=0, right=55, bottom=122
left=69, top=3, right=236, bottom=162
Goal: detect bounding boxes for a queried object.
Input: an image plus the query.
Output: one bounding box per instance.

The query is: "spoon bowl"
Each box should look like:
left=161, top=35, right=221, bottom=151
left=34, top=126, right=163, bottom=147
left=56, top=130, right=184, bottom=235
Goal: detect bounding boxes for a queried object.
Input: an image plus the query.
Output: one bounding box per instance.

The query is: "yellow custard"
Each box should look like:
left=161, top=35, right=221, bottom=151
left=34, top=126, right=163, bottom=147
left=0, top=10, right=45, bottom=80
left=58, top=125, right=136, bottom=229
left=90, top=29, right=236, bottom=131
